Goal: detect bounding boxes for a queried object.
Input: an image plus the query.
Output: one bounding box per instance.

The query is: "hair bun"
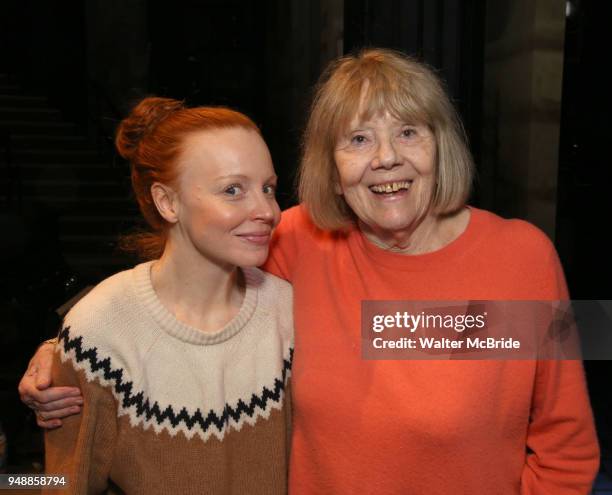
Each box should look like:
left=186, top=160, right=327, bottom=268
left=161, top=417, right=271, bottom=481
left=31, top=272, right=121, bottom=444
left=115, top=97, right=185, bottom=162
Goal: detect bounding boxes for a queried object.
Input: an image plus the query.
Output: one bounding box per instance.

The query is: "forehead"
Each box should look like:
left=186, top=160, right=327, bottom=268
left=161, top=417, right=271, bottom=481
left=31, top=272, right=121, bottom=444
left=178, top=128, right=273, bottom=179
left=347, top=110, right=408, bottom=129
left=336, top=80, right=429, bottom=135
left=181, top=127, right=264, bottom=156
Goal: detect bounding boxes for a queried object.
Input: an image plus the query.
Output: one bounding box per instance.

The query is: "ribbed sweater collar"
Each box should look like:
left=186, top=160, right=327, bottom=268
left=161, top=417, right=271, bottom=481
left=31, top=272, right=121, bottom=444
left=132, top=261, right=259, bottom=345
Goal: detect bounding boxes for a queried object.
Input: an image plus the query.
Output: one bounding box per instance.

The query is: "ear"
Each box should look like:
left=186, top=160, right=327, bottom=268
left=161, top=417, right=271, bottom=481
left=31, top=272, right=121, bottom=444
left=151, top=182, right=180, bottom=223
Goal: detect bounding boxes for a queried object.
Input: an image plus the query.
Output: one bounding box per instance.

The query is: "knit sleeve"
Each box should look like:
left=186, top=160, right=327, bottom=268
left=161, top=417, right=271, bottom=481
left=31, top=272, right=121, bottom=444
left=521, top=246, right=600, bottom=494
left=44, top=345, right=117, bottom=494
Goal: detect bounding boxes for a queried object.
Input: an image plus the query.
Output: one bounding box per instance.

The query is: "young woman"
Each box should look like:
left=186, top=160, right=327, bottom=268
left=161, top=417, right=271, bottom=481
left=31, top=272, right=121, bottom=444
left=42, top=97, right=293, bottom=494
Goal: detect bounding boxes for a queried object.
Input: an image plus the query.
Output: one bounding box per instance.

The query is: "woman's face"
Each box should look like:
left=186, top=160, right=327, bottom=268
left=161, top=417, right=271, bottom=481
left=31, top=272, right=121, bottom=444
left=170, top=128, right=280, bottom=268
left=333, top=111, right=437, bottom=243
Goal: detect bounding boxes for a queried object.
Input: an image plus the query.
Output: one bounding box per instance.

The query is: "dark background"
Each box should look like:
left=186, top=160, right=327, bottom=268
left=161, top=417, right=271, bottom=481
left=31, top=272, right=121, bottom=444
left=1, top=0, right=610, bottom=481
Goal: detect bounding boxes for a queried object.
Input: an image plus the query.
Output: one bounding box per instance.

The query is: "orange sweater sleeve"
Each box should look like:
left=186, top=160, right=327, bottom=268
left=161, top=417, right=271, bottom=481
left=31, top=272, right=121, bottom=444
left=521, top=247, right=600, bottom=494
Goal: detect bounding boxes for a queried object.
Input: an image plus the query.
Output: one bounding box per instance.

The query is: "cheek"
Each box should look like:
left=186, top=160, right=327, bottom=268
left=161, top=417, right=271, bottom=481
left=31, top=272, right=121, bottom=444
left=335, top=160, right=362, bottom=189
left=417, top=143, right=437, bottom=175
left=181, top=198, right=229, bottom=230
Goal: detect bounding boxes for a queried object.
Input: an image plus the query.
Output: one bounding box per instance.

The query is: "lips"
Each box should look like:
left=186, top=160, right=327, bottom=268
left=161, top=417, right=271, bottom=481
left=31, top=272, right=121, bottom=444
left=236, top=231, right=272, bottom=246
left=369, top=180, right=412, bottom=194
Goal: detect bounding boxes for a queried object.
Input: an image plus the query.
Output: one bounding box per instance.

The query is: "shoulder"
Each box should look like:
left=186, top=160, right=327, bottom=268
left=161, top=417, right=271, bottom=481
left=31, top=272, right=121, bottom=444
left=64, top=267, right=133, bottom=321
left=278, top=204, right=350, bottom=245
left=64, top=265, right=139, bottom=321
left=471, top=207, right=556, bottom=257
left=277, top=204, right=316, bottom=234
left=62, top=263, right=145, bottom=339
left=465, top=208, right=567, bottom=298
left=280, top=204, right=311, bottom=224
left=57, top=264, right=151, bottom=386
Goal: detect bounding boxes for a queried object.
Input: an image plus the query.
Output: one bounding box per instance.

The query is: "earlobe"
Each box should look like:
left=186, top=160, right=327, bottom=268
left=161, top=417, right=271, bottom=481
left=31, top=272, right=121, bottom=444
left=151, top=182, right=180, bottom=223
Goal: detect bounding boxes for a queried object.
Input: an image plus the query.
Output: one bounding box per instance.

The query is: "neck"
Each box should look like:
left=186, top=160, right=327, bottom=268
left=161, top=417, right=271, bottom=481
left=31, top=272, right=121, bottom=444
left=150, top=239, right=244, bottom=333
left=360, top=208, right=470, bottom=255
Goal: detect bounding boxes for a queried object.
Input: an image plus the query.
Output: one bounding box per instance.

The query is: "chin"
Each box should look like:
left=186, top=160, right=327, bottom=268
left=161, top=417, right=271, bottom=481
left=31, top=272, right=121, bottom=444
left=235, top=249, right=270, bottom=268
left=371, top=214, right=418, bottom=233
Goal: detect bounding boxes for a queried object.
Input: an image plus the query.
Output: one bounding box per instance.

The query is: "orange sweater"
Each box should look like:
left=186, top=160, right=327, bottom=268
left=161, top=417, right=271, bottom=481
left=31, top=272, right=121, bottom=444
left=264, top=205, right=599, bottom=495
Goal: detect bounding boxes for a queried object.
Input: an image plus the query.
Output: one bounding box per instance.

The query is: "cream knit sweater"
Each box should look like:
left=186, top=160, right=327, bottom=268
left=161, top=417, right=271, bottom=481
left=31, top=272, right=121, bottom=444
left=45, top=262, right=293, bottom=495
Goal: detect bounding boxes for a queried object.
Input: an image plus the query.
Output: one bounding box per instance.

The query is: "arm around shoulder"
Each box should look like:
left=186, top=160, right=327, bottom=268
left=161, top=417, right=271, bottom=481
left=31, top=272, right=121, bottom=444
left=18, top=340, right=83, bottom=429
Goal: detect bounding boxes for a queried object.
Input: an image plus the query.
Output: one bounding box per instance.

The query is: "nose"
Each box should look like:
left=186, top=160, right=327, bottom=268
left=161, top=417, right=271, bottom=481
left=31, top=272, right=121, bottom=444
left=372, top=138, right=398, bottom=170
left=251, top=191, right=276, bottom=223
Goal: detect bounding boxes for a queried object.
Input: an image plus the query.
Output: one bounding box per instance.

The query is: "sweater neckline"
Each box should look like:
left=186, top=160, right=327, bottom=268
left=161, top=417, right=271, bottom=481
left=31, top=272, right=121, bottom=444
left=350, top=206, right=483, bottom=270
left=133, top=261, right=259, bottom=345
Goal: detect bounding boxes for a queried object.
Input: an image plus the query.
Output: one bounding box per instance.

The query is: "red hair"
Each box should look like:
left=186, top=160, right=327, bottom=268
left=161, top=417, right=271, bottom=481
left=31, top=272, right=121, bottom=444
left=115, top=97, right=260, bottom=259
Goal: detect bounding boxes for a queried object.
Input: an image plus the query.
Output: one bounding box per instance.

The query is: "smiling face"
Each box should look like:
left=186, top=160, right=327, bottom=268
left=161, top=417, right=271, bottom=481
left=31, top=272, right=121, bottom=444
left=333, top=111, right=438, bottom=246
left=168, top=127, right=280, bottom=268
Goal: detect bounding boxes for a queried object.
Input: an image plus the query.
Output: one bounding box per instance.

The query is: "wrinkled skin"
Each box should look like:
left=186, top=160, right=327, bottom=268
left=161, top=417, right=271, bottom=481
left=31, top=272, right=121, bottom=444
left=18, top=342, right=83, bottom=428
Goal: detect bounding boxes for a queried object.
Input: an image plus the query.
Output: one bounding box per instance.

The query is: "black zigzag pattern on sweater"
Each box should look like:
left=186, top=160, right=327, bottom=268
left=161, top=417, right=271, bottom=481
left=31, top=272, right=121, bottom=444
left=58, top=326, right=293, bottom=433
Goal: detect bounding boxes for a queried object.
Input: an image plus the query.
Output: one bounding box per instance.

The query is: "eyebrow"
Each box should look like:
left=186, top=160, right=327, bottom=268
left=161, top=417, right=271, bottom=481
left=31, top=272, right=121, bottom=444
left=345, top=120, right=420, bottom=134
left=215, top=174, right=278, bottom=182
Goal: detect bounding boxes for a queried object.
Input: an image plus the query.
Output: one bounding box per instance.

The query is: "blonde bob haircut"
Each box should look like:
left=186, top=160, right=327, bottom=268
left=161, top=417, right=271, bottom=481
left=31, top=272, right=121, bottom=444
left=298, top=48, right=474, bottom=231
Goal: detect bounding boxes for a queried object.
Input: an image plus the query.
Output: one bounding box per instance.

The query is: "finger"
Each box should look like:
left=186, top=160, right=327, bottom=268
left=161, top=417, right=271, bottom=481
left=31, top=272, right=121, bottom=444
left=36, top=405, right=81, bottom=422
left=33, top=395, right=84, bottom=412
left=18, top=364, right=41, bottom=396
left=35, top=373, right=52, bottom=389
left=25, top=364, right=39, bottom=377
left=35, top=343, right=56, bottom=389
left=36, top=417, right=63, bottom=429
left=25, top=386, right=82, bottom=405
left=18, top=375, right=37, bottom=404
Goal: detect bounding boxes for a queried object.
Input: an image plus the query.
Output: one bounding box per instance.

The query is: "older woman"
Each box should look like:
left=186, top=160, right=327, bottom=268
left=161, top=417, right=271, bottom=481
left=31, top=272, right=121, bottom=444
left=20, top=49, right=598, bottom=494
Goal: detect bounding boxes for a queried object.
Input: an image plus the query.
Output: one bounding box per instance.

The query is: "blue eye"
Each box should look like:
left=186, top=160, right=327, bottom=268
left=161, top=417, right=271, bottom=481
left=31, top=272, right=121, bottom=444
left=224, top=184, right=243, bottom=196
left=263, top=184, right=276, bottom=195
